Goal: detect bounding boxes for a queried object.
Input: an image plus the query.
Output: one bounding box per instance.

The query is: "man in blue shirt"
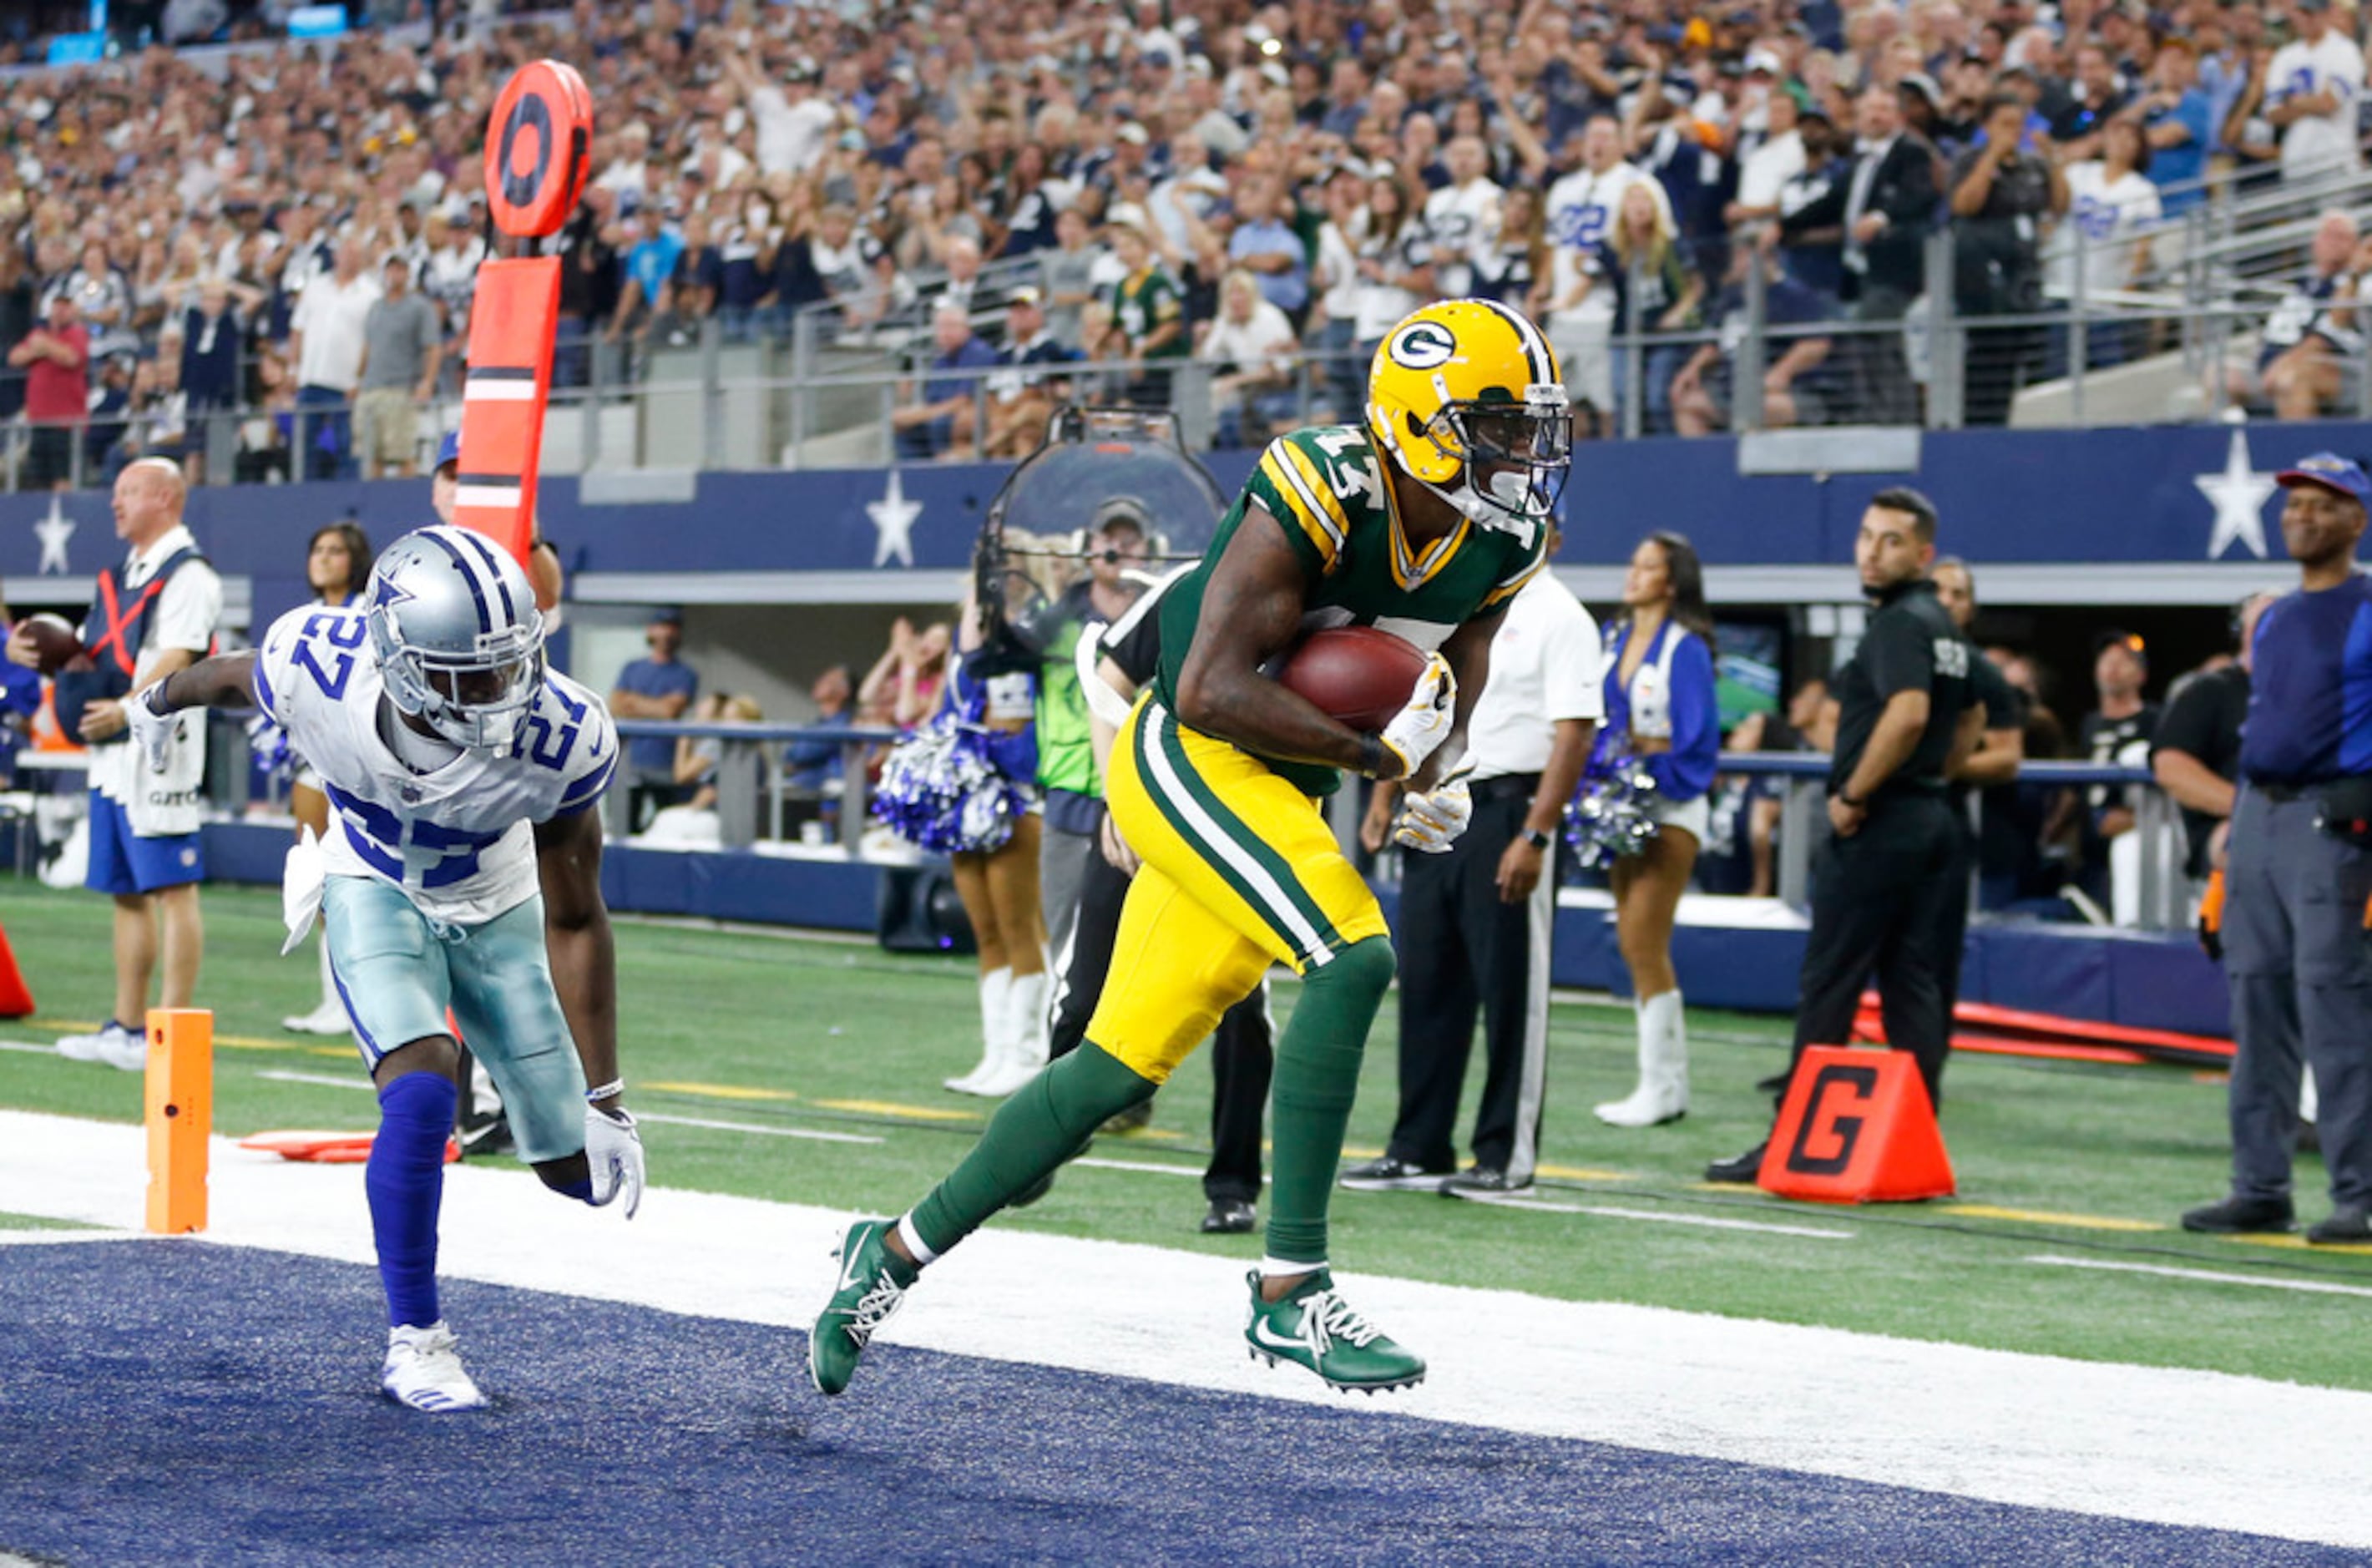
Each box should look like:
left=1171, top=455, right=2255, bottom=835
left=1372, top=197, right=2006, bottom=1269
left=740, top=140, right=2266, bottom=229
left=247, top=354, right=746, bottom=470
left=2132, top=42, right=2212, bottom=215
left=893, top=304, right=999, bottom=460
left=609, top=608, right=700, bottom=831
left=614, top=206, right=685, bottom=340
left=2185, top=453, right=2372, bottom=1245
left=1226, top=174, right=1309, bottom=321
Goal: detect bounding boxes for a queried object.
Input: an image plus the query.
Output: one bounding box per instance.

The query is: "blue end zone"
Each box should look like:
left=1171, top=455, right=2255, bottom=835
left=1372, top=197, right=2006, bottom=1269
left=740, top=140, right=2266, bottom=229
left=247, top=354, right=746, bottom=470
left=0, top=1242, right=2350, bottom=1565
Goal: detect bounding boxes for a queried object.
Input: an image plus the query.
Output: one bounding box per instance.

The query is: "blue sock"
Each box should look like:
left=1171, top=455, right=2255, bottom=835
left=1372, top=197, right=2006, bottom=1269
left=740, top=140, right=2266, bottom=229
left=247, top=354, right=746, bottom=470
left=367, top=1070, right=457, bottom=1330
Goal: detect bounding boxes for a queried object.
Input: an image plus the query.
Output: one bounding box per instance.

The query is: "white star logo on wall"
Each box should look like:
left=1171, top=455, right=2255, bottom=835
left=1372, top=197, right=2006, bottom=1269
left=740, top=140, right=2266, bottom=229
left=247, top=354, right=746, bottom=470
left=867, top=469, right=923, bottom=569
left=2196, top=428, right=2278, bottom=561
left=33, top=493, right=72, bottom=574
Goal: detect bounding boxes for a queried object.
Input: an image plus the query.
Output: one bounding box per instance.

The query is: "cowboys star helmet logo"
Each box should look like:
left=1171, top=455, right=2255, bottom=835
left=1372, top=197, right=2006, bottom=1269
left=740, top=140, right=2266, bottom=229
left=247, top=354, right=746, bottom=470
left=1387, top=320, right=1459, bottom=371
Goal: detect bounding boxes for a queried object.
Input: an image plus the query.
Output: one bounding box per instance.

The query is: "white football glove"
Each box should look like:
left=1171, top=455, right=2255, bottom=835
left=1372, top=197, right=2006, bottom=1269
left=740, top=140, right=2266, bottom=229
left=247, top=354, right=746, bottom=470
left=1395, top=768, right=1474, bottom=854
left=127, top=684, right=181, bottom=776
left=1376, top=652, right=1456, bottom=778
left=584, top=1105, right=645, bottom=1220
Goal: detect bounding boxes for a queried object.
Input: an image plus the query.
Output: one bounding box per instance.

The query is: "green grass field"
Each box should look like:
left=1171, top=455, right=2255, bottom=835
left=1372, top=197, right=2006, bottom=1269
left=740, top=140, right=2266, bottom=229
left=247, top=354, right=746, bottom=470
left=3, top=878, right=2366, bottom=1391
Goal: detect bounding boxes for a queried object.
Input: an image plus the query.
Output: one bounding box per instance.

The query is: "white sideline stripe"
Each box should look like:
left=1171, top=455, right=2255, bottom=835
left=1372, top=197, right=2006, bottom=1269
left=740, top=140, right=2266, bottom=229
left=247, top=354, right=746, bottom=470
left=635, top=1112, right=879, bottom=1146
left=255, top=1070, right=883, bottom=1145
left=1469, top=1194, right=1855, bottom=1240
left=3, top=1108, right=2371, bottom=1549
left=1074, top=1156, right=1206, bottom=1179
left=0, top=1228, right=131, bottom=1246
left=2027, top=1252, right=2372, bottom=1299
left=260, top=1070, right=368, bottom=1091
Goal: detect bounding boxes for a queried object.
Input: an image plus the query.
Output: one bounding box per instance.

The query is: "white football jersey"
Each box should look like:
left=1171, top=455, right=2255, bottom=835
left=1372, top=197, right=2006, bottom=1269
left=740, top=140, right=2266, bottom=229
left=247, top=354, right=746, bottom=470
left=255, top=604, right=618, bottom=927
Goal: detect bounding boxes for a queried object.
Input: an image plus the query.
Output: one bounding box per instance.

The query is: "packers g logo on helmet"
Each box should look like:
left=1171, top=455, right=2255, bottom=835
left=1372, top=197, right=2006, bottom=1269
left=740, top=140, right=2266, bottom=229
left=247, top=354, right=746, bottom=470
left=1366, top=300, right=1574, bottom=538
left=1387, top=319, right=1459, bottom=371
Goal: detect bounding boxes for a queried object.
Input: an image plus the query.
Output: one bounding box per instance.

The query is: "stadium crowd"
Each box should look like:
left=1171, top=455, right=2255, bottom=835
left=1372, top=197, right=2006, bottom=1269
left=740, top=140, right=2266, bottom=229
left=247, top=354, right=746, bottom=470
left=0, top=0, right=2361, bottom=482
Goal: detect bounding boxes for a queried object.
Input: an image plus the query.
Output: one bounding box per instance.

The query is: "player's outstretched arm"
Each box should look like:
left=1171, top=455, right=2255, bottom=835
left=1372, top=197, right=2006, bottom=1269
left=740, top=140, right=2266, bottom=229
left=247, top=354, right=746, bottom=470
left=1175, top=501, right=1400, bottom=776
left=536, top=803, right=641, bottom=1216
left=129, top=652, right=260, bottom=773
left=535, top=804, right=619, bottom=1105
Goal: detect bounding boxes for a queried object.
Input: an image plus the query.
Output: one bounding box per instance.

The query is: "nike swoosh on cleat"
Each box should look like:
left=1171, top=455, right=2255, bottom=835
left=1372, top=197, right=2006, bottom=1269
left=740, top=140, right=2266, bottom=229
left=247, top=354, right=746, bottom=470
left=1248, top=1319, right=1306, bottom=1354
left=837, top=1246, right=867, bottom=1296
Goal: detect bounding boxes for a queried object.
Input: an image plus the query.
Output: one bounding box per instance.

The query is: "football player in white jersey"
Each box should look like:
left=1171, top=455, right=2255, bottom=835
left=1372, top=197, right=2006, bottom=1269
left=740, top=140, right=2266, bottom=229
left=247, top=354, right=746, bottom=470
left=126, top=524, right=643, bottom=1414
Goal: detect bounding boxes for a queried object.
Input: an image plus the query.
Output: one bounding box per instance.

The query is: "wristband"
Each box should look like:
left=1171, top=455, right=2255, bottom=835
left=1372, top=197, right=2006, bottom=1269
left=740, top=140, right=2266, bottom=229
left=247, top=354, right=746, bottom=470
left=584, top=1077, right=625, bottom=1104
left=1522, top=827, right=1552, bottom=852
left=1838, top=790, right=1865, bottom=811
left=1358, top=733, right=1388, bottom=778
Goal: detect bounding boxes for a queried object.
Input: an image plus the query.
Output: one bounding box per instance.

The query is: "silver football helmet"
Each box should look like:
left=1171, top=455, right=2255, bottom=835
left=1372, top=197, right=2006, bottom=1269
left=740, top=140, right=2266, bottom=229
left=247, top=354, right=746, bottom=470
left=364, top=525, right=545, bottom=753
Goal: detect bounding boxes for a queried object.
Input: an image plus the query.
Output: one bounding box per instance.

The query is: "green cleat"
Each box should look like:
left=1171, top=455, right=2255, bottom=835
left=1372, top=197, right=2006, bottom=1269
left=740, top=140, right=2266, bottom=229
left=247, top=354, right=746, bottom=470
left=1242, top=1268, right=1425, bottom=1394
left=809, top=1218, right=919, bottom=1397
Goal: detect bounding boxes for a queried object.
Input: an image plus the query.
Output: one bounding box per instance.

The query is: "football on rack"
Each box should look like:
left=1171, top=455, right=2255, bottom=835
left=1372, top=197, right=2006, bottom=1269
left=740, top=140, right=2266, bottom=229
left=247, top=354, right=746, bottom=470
left=1273, top=625, right=1428, bottom=734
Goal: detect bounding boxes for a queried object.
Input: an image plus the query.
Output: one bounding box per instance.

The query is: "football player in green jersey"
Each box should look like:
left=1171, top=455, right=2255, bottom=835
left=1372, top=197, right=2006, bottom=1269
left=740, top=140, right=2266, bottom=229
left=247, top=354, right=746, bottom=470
left=813, top=299, right=1573, bottom=1397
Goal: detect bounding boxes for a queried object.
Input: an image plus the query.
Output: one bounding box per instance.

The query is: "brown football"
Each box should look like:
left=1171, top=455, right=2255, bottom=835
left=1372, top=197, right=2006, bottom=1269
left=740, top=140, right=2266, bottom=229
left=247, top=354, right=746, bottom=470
left=17, top=614, right=84, bottom=676
left=1275, top=625, right=1428, bottom=733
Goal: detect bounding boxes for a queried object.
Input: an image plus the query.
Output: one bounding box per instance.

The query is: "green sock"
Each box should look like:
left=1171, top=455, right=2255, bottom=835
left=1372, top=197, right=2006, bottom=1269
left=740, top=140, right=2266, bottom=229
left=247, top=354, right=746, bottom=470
left=908, top=1043, right=1155, bottom=1257
left=1265, top=936, right=1396, bottom=1266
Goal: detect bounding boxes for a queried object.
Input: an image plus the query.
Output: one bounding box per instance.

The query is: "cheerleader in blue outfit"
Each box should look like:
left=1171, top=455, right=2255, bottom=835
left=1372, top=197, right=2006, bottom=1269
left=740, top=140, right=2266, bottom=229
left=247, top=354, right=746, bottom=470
left=873, top=572, right=1049, bottom=1102
left=1593, top=532, right=1721, bottom=1128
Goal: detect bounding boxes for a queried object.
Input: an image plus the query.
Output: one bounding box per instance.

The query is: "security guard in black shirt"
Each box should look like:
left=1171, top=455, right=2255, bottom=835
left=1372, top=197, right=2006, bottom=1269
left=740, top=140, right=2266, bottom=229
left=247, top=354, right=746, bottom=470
left=1711, top=488, right=1984, bottom=1181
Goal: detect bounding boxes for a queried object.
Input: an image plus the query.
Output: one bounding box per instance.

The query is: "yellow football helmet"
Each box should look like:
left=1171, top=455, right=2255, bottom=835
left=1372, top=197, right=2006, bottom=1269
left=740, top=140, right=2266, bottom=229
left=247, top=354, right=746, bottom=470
left=1365, top=299, right=1573, bottom=537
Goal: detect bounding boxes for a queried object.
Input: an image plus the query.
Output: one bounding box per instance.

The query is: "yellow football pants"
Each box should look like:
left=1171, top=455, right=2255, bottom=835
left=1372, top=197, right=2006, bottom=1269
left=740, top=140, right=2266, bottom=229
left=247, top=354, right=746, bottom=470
left=1085, top=696, right=1388, bottom=1084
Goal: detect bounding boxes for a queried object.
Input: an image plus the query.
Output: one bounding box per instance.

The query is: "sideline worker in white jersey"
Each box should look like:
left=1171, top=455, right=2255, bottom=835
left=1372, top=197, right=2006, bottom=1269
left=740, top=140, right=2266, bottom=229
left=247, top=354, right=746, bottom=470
left=126, top=524, right=644, bottom=1414
left=9, top=458, right=221, bottom=1073
left=1345, top=526, right=1603, bottom=1196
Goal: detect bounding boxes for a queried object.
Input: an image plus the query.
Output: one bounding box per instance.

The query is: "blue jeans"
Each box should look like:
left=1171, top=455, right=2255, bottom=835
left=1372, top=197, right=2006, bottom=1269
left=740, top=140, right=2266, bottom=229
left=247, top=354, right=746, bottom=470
left=296, top=383, right=352, bottom=481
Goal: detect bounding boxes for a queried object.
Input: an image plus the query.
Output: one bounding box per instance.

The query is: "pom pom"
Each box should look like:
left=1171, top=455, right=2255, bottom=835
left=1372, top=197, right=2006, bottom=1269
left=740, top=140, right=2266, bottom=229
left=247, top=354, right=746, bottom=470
left=1565, top=732, right=1663, bottom=871
left=873, top=712, right=1025, bottom=855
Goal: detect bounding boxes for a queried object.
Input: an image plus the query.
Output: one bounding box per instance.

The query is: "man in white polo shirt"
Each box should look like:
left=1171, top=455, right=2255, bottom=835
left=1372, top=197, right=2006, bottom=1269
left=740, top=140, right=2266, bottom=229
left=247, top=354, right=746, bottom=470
left=2268, top=0, right=2366, bottom=186
left=1345, top=527, right=1603, bottom=1196
left=290, top=238, right=380, bottom=480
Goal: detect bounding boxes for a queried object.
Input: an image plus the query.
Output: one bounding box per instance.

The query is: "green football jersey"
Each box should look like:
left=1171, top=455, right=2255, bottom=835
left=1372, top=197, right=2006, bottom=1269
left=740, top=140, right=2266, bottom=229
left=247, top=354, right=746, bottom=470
left=1107, top=265, right=1188, bottom=360
left=1151, top=423, right=1545, bottom=794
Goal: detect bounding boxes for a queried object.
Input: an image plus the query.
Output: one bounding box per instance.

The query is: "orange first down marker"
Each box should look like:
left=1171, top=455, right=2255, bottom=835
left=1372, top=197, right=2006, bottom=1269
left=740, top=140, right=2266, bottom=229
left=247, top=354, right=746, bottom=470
left=144, top=1009, right=212, bottom=1234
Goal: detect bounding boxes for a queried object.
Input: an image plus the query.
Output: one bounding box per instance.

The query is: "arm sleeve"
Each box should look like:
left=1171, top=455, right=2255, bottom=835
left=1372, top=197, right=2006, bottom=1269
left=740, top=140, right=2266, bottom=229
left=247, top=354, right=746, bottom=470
left=1646, top=632, right=1720, bottom=802
left=252, top=606, right=313, bottom=726
left=1247, top=435, right=1347, bottom=575
left=1972, top=654, right=2020, bottom=729
left=2150, top=678, right=2221, bottom=764
left=151, top=561, right=223, bottom=656
left=1862, top=604, right=1935, bottom=699
left=1538, top=600, right=1606, bottom=723
left=553, top=684, right=622, bottom=817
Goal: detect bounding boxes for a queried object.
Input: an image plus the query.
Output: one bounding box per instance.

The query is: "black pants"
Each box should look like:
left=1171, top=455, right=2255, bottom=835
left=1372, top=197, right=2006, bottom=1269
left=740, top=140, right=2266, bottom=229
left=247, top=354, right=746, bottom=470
left=1786, top=792, right=1964, bottom=1107
left=1049, top=822, right=1273, bottom=1203
left=1384, top=781, right=1553, bottom=1181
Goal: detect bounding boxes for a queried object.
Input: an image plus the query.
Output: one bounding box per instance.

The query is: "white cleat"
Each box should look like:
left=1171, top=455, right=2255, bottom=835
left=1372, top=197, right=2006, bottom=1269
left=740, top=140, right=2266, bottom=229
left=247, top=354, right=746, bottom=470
left=381, top=1321, right=488, bottom=1414
left=58, top=1022, right=146, bottom=1072
left=282, top=999, right=353, bottom=1035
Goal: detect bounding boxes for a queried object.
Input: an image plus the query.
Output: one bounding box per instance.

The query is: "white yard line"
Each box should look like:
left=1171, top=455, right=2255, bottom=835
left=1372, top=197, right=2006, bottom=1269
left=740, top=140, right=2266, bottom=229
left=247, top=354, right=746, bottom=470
left=258, top=1070, right=371, bottom=1091
left=635, top=1111, right=880, bottom=1146
left=1073, top=1156, right=1207, bottom=1178
left=2027, top=1252, right=2372, bottom=1299
left=1469, top=1194, right=1856, bottom=1240
left=254, top=1069, right=883, bottom=1145
left=4, top=1108, right=2372, bottom=1548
